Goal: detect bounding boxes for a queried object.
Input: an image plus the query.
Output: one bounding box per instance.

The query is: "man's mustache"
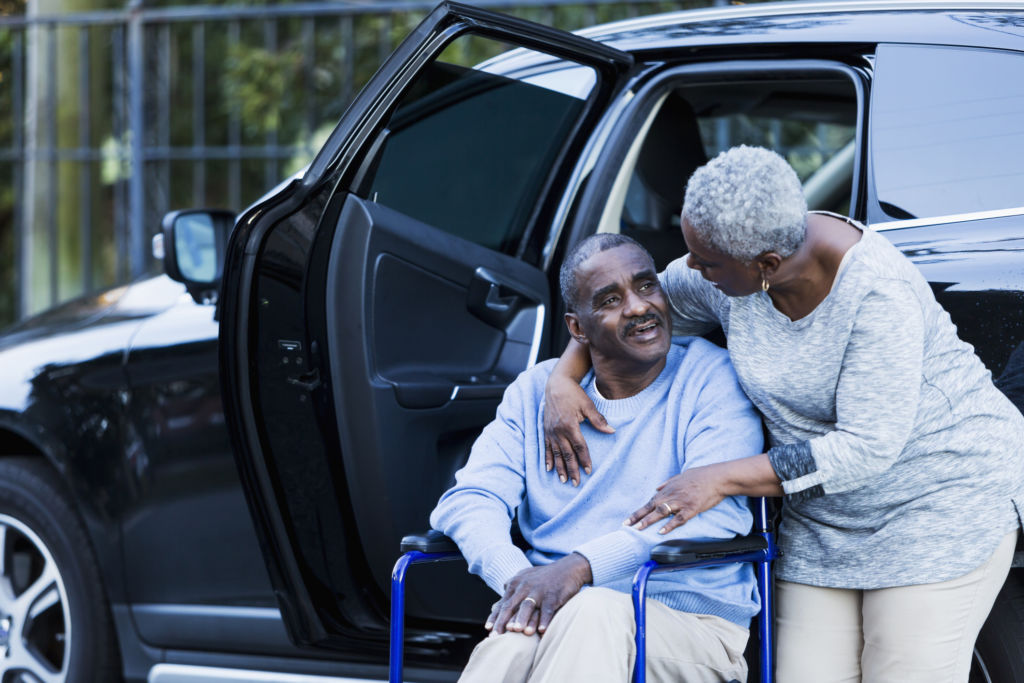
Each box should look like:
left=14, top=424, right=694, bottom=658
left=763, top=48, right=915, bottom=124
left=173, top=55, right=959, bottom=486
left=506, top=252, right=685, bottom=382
left=623, top=313, right=662, bottom=336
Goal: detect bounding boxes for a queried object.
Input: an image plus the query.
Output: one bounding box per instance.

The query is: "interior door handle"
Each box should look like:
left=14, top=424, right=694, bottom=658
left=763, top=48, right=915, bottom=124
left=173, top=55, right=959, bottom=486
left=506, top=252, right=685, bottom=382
left=467, top=267, right=532, bottom=328
left=390, top=374, right=505, bottom=409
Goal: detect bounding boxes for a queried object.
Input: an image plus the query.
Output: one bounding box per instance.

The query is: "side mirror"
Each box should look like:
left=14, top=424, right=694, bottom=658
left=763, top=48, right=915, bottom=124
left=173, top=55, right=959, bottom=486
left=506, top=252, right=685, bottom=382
left=155, top=209, right=235, bottom=304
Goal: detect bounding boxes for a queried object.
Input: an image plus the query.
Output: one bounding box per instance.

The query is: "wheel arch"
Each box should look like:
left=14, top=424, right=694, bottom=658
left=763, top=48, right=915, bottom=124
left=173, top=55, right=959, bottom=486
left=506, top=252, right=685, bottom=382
left=0, top=414, right=129, bottom=604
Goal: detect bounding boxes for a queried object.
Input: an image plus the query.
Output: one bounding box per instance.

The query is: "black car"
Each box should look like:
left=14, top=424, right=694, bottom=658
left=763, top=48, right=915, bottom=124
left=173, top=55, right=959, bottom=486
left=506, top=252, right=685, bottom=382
left=2, top=1, right=1024, bottom=681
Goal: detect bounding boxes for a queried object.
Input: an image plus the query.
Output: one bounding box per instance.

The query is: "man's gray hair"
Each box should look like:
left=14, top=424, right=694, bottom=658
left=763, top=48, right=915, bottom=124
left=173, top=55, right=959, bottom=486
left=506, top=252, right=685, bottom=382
left=560, top=233, right=651, bottom=312
left=682, top=145, right=807, bottom=263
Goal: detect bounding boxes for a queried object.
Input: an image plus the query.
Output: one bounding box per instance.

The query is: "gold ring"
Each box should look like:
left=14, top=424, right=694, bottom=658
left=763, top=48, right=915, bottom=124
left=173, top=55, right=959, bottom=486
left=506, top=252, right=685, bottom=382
left=659, top=502, right=674, bottom=516
left=522, top=597, right=537, bottom=607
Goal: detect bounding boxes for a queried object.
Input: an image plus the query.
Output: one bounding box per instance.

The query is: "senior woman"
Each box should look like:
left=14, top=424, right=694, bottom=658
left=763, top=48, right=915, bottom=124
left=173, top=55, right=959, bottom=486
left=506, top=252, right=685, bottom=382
left=542, top=145, right=1024, bottom=681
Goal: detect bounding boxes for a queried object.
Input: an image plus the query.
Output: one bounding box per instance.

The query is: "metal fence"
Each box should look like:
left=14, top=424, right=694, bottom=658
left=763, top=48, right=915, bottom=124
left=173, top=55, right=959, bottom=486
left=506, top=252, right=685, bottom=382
left=0, top=0, right=722, bottom=325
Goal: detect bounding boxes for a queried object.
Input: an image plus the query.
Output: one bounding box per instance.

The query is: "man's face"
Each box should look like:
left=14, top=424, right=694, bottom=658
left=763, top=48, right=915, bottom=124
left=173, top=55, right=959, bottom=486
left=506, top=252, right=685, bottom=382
left=568, top=244, right=671, bottom=370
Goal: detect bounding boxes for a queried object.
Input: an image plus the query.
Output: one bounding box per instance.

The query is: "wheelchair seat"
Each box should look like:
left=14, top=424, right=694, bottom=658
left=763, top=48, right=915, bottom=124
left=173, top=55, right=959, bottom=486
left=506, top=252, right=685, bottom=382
left=390, top=497, right=777, bottom=683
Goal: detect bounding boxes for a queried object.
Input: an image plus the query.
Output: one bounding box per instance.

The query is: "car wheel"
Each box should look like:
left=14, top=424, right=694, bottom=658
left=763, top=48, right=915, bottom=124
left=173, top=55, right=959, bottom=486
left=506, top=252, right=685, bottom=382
left=0, top=456, right=120, bottom=682
left=971, top=572, right=1024, bottom=683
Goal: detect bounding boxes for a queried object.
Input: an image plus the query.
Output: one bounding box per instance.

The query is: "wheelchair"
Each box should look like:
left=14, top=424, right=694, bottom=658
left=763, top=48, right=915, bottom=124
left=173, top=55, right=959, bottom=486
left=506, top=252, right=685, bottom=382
left=390, top=497, right=777, bottom=683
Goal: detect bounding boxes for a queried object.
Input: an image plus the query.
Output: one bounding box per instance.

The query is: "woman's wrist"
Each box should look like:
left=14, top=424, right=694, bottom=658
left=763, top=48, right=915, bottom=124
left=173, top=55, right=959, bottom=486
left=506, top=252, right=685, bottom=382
left=714, top=454, right=783, bottom=498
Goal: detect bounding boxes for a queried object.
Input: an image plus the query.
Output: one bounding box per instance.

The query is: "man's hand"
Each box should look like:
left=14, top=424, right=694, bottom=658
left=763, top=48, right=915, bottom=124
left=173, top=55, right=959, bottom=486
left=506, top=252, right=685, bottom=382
left=486, top=553, right=593, bottom=636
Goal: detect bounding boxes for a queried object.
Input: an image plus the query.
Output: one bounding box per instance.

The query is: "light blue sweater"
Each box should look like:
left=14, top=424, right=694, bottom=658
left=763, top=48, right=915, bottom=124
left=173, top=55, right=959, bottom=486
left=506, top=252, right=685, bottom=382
left=430, top=339, right=763, bottom=626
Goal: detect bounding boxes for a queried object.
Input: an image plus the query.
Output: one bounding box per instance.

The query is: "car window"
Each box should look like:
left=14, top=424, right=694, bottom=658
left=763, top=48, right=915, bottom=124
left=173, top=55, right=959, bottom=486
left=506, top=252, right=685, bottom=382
left=359, top=34, right=599, bottom=256
left=871, top=44, right=1024, bottom=221
left=599, top=75, right=858, bottom=270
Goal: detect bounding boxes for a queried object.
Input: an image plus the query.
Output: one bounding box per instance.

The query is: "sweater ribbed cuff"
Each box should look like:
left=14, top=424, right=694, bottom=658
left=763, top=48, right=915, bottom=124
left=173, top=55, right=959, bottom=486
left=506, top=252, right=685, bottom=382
left=767, top=441, right=824, bottom=503
left=480, top=545, right=533, bottom=595
left=572, top=529, right=645, bottom=585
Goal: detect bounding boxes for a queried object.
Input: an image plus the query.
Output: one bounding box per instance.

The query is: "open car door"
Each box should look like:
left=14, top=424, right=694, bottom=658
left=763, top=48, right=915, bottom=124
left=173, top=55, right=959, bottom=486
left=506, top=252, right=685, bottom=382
left=219, top=1, right=632, bottom=665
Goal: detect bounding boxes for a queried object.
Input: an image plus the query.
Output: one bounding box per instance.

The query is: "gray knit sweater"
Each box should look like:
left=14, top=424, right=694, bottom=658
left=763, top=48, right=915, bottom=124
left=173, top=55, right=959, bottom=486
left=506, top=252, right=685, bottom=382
left=660, top=216, right=1024, bottom=588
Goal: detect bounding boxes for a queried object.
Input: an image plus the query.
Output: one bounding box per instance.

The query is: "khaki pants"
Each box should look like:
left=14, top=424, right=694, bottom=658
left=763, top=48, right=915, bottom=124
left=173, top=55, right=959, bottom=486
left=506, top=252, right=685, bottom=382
left=458, top=587, right=749, bottom=683
left=776, top=530, right=1017, bottom=683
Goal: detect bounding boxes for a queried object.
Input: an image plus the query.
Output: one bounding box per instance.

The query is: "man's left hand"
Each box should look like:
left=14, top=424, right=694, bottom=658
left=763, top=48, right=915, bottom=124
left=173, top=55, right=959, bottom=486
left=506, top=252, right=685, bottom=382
left=486, top=553, right=593, bottom=636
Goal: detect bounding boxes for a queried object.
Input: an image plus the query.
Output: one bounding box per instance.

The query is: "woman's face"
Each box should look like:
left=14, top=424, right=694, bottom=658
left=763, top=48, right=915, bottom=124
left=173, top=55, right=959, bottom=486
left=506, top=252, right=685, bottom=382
left=681, top=219, right=763, bottom=297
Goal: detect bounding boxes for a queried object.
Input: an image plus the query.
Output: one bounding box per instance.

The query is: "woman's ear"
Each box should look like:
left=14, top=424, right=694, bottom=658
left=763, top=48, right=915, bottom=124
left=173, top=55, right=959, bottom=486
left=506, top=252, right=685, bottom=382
left=564, top=312, right=588, bottom=345
left=757, top=252, right=783, bottom=280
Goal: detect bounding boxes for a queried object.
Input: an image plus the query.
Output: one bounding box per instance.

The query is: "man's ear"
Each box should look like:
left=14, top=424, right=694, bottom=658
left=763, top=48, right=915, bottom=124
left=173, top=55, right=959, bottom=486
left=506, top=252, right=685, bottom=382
left=564, top=312, right=588, bottom=345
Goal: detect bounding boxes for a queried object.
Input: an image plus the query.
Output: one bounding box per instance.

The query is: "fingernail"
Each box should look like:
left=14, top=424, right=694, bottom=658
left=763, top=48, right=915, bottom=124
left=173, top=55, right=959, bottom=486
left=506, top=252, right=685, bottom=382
left=631, top=522, right=643, bottom=530
left=584, top=467, right=591, bottom=475
left=572, top=479, right=579, bottom=487
left=659, top=528, right=668, bottom=534
left=485, top=621, right=493, bottom=630
left=559, top=475, right=566, bottom=483
left=546, top=463, right=552, bottom=471
left=538, top=625, right=546, bottom=632
left=510, top=621, right=519, bottom=629
left=622, top=519, right=630, bottom=526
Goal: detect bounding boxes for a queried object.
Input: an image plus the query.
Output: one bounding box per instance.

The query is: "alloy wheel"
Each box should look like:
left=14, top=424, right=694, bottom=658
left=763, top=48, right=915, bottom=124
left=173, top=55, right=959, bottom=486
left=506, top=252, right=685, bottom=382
left=0, top=513, right=70, bottom=683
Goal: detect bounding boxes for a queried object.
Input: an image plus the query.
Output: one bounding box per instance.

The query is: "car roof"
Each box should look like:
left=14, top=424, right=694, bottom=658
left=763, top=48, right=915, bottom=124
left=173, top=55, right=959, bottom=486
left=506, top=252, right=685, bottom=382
left=576, top=0, right=1024, bottom=54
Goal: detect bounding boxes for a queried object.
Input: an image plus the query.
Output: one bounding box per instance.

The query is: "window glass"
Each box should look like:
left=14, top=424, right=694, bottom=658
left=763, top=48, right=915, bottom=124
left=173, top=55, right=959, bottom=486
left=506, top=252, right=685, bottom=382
left=605, top=77, right=858, bottom=270
left=872, top=44, right=1024, bottom=220
left=362, top=34, right=597, bottom=255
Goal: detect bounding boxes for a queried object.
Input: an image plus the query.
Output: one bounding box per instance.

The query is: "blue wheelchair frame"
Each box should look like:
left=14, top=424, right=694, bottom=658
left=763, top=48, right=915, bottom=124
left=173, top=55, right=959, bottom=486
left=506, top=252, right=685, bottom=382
left=390, top=497, right=776, bottom=683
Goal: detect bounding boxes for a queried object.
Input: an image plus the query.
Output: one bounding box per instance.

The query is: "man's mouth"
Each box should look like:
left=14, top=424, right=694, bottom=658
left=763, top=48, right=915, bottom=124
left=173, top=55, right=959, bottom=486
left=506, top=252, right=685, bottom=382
left=625, top=316, right=662, bottom=340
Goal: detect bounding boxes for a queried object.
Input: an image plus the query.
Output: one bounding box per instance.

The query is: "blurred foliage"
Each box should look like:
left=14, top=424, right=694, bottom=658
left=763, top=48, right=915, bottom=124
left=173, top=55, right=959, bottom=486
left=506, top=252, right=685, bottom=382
left=225, top=43, right=303, bottom=137
left=0, top=0, right=25, bottom=15
left=0, top=27, right=17, bottom=326
left=0, top=0, right=740, bottom=327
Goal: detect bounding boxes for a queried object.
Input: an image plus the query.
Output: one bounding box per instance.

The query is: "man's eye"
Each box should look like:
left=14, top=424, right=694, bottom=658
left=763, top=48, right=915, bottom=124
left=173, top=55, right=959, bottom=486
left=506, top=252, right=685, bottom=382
left=601, top=296, right=618, bottom=307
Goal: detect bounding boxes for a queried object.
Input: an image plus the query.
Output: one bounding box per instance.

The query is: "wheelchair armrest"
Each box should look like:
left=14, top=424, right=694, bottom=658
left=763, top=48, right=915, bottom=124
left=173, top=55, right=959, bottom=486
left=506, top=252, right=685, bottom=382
left=651, top=535, right=768, bottom=564
left=400, top=529, right=459, bottom=554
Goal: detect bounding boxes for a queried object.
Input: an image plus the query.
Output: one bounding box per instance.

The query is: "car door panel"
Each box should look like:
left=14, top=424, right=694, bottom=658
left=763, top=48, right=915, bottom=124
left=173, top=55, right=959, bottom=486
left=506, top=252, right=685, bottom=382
left=325, top=196, right=546, bottom=624
left=220, top=1, right=631, bottom=657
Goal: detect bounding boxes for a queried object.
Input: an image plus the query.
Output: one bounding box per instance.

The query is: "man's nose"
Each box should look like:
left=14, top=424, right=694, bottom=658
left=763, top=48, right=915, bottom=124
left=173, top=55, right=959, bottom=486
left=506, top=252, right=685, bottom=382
left=623, top=290, right=650, bottom=316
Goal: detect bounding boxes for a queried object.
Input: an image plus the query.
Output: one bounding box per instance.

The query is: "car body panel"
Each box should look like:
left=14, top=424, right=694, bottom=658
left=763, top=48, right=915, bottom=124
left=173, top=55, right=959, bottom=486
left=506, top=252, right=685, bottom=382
left=584, top=1, right=1024, bottom=54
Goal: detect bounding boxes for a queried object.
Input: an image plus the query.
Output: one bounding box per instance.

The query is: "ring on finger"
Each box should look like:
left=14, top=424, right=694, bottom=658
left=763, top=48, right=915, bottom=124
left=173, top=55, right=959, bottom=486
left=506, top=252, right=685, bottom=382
left=522, top=596, right=537, bottom=608
left=659, top=502, right=674, bottom=516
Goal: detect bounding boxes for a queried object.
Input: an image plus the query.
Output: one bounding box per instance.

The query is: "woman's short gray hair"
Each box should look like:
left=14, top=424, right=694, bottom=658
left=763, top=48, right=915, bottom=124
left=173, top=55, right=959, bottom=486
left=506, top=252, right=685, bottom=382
left=682, top=145, right=807, bottom=263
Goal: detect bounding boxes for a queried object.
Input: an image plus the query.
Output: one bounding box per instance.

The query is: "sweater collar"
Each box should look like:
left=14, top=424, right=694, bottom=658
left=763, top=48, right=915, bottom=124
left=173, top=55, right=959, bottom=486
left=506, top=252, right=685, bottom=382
left=583, top=345, right=683, bottom=420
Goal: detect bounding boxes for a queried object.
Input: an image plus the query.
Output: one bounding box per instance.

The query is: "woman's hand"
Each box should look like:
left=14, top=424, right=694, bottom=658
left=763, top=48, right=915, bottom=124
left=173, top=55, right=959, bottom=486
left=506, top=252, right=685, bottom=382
left=485, top=553, right=592, bottom=635
left=627, top=465, right=727, bottom=534
left=543, top=375, right=613, bottom=486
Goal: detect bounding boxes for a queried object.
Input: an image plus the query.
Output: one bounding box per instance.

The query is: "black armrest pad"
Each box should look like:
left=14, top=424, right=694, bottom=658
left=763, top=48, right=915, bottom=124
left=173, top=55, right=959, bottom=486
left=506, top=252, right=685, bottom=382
left=400, top=529, right=459, bottom=554
left=651, top=535, right=767, bottom=564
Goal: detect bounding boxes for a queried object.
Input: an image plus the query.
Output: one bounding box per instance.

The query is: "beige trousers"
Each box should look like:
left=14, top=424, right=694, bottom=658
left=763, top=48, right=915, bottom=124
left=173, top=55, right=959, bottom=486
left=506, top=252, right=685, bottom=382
left=458, top=587, right=749, bottom=683
left=776, top=530, right=1017, bottom=683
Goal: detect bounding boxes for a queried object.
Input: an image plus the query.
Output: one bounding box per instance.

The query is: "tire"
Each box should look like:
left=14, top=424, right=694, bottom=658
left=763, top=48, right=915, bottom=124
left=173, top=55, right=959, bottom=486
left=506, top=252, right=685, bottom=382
left=0, top=456, right=120, bottom=682
left=971, top=572, right=1024, bottom=683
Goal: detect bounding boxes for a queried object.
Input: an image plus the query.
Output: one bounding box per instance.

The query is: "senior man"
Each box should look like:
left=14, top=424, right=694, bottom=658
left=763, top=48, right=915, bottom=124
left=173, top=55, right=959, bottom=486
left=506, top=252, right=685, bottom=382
left=430, top=233, right=762, bottom=682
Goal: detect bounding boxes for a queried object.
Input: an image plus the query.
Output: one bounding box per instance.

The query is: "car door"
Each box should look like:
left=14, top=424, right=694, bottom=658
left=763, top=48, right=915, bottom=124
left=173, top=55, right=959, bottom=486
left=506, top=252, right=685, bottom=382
left=219, top=0, right=632, bottom=662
